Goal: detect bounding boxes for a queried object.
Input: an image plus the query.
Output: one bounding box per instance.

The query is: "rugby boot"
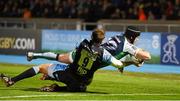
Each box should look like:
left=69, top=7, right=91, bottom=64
left=27, top=52, right=35, bottom=61
left=0, top=73, right=14, bottom=87
left=118, top=67, right=124, bottom=74
left=39, top=83, right=60, bottom=92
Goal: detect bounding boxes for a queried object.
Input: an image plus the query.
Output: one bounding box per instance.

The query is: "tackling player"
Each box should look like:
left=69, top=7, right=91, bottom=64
left=1, top=29, right=126, bottom=92
left=27, top=26, right=151, bottom=72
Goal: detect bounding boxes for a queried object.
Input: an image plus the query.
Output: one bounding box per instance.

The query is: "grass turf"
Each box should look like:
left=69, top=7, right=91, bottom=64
left=0, top=63, right=180, bottom=100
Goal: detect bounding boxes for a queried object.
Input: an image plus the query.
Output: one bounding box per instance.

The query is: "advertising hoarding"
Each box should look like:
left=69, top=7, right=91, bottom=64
left=42, top=30, right=160, bottom=64
left=161, top=33, right=180, bottom=65
left=0, top=29, right=41, bottom=55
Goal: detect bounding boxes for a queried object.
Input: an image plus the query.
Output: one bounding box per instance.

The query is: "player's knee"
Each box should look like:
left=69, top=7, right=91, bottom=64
left=68, top=84, right=87, bottom=92
left=32, top=64, right=49, bottom=75
left=78, top=85, right=87, bottom=92
left=39, top=64, right=50, bottom=74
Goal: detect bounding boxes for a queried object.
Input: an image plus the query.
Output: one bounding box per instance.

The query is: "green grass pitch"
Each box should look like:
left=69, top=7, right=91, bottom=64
left=0, top=63, right=180, bottom=100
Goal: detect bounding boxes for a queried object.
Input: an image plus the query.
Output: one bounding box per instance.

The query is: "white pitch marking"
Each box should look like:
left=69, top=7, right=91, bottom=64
left=0, top=93, right=179, bottom=99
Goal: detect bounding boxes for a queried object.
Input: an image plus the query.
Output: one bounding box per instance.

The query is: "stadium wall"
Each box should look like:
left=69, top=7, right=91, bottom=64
left=0, top=29, right=179, bottom=66
left=41, top=30, right=180, bottom=66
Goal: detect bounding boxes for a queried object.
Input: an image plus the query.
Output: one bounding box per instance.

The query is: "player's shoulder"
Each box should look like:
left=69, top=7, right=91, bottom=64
left=81, top=39, right=89, bottom=43
left=80, top=39, right=90, bottom=46
left=109, top=35, right=125, bottom=43
left=102, top=48, right=111, bottom=55
left=110, top=34, right=123, bottom=39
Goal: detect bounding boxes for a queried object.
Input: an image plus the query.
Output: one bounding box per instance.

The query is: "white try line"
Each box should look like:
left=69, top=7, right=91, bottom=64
left=0, top=93, right=180, bottom=99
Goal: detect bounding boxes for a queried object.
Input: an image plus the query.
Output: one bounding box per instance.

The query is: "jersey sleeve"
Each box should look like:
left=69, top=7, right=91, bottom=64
left=69, top=49, right=76, bottom=63
left=102, top=49, right=113, bottom=63
left=101, top=35, right=122, bottom=56
left=123, top=38, right=139, bottom=56
left=102, top=49, right=123, bottom=68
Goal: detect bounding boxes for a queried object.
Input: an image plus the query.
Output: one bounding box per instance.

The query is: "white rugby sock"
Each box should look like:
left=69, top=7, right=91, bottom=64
left=33, top=66, right=40, bottom=74
left=33, top=52, right=58, bottom=60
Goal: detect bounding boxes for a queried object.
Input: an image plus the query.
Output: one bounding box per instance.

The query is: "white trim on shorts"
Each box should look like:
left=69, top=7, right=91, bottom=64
left=47, top=63, right=68, bottom=79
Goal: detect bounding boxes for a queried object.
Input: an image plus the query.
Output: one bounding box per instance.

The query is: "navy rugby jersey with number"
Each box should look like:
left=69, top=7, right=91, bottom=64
left=68, top=39, right=114, bottom=81
left=70, top=35, right=138, bottom=68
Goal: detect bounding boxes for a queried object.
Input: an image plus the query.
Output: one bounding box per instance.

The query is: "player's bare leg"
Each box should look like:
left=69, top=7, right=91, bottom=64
left=57, top=53, right=72, bottom=64
left=0, top=62, right=69, bottom=92
left=0, top=64, right=50, bottom=87
left=27, top=52, right=72, bottom=64
left=27, top=52, right=58, bottom=61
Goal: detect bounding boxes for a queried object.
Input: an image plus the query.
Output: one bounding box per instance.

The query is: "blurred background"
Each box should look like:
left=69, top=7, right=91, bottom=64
left=0, top=0, right=179, bottom=30
left=0, top=0, right=180, bottom=73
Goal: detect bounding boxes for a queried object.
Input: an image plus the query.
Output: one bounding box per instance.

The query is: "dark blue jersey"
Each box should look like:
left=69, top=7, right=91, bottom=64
left=70, top=35, right=139, bottom=68
left=101, top=35, right=127, bottom=67
left=102, top=35, right=126, bottom=56
left=68, top=39, right=117, bottom=81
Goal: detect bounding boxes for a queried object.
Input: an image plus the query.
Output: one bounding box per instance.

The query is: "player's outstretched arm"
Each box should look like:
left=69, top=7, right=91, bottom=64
left=111, top=57, right=124, bottom=69
left=103, top=49, right=124, bottom=69
left=135, top=48, right=151, bottom=61
left=124, top=43, right=151, bottom=61
left=123, top=55, right=145, bottom=67
left=117, top=54, right=146, bottom=73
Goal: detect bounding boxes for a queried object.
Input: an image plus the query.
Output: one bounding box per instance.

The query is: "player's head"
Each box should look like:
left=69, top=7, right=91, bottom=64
left=91, top=28, right=105, bottom=44
left=124, top=26, right=141, bottom=44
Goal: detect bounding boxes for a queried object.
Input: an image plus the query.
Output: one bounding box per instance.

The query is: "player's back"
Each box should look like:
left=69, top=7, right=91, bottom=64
left=68, top=39, right=104, bottom=82
left=102, top=35, right=125, bottom=56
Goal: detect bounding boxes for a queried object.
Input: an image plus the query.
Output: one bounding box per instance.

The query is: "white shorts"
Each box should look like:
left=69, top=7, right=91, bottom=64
left=47, top=63, right=68, bottom=79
